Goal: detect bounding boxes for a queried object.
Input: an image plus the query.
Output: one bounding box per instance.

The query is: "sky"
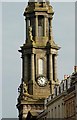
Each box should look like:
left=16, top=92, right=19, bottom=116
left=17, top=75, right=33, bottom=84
left=75, top=2, right=77, bottom=65
left=0, top=0, right=76, bottom=119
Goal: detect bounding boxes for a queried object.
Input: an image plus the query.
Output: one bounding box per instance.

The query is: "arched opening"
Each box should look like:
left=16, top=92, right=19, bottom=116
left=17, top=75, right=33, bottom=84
left=38, top=16, right=44, bottom=36
left=38, top=58, right=44, bottom=75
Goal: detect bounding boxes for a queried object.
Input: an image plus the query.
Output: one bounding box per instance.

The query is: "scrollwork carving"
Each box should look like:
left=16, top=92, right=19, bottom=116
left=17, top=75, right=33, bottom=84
left=28, top=26, right=33, bottom=42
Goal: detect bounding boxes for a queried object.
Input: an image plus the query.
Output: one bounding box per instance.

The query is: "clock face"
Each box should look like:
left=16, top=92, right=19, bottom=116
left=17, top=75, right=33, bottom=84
left=37, top=76, right=47, bottom=87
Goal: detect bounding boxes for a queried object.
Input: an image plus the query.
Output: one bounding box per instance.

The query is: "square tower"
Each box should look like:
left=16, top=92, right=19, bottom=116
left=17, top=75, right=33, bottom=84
left=17, top=1, right=60, bottom=119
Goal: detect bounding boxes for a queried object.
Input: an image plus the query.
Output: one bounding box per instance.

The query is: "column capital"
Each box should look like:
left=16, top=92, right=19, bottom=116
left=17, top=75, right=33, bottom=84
left=35, top=15, right=38, bottom=17
left=44, top=15, right=48, bottom=18
left=25, top=16, right=30, bottom=19
left=35, top=12, right=38, bottom=16
left=55, top=54, right=58, bottom=56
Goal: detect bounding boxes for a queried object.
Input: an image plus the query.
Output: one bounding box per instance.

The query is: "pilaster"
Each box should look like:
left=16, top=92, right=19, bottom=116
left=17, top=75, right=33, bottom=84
left=23, top=55, right=28, bottom=82
left=31, top=53, right=35, bottom=82
left=26, top=18, right=29, bottom=41
left=54, top=55, right=57, bottom=81
left=49, top=18, right=53, bottom=41
left=35, top=15, right=38, bottom=37
left=44, top=16, right=46, bottom=36
left=49, top=53, right=53, bottom=82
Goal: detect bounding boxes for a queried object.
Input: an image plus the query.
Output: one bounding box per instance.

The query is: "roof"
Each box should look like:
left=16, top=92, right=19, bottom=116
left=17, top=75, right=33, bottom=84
left=26, top=110, right=43, bottom=119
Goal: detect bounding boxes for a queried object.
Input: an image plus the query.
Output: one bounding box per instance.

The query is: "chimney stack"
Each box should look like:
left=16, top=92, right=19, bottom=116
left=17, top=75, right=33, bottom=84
left=64, top=75, right=69, bottom=79
left=74, top=66, right=77, bottom=73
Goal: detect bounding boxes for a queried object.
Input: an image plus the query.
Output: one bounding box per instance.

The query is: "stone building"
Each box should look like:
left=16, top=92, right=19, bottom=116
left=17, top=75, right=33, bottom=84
left=36, top=66, right=77, bottom=119
left=16, top=0, right=77, bottom=119
left=37, top=92, right=65, bottom=119
left=64, top=66, right=77, bottom=119
left=16, top=0, right=60, bottom=119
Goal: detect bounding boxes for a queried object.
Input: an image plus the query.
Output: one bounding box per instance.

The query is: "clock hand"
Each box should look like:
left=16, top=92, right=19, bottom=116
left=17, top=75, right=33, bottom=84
left=41, top=79, right=44, bottom=84
left=41, top=79, right=43, bottom=83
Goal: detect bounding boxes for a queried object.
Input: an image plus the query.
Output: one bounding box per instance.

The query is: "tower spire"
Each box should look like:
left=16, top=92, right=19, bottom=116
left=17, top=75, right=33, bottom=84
left=17, top=1, right=60, bottom=119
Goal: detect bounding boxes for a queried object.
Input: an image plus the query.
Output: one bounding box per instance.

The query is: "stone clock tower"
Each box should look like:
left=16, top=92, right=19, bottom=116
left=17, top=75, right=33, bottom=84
left=17, top=0, right=60, bottom=119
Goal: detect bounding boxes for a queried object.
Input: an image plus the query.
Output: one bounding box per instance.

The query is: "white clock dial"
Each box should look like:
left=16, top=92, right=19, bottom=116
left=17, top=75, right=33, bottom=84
left=37, top=76, right=47, bottom=87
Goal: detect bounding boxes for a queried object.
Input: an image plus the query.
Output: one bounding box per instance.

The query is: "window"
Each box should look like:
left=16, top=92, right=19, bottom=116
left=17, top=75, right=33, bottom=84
left=51, top=109, right=53, bottom=118
left=55, top=107, right=56, bottom=118
left=38, top=58, right=44, bottom=75
left=38, top=16, right=44, bottom=36
left=58, top=105, right=60, bottom=118
left=38, top=26, right=43, bottom=36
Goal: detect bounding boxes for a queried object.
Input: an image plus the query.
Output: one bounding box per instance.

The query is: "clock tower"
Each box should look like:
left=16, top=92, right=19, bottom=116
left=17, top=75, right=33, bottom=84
left=17, top=0, right=60, bottom=119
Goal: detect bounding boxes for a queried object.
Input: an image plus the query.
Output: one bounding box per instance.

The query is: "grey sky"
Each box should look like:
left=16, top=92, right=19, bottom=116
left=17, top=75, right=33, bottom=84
left=75, top=1, right=77, bottom=65
left=1, top=1, right=75, bottom=118
left=0, top=2, right=2, bottom=120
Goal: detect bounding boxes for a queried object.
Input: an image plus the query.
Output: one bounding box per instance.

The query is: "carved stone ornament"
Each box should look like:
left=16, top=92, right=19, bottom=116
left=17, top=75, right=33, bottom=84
left=28, top=26, right=33, bottom=42
left=22, top=81, right=28, bottom=93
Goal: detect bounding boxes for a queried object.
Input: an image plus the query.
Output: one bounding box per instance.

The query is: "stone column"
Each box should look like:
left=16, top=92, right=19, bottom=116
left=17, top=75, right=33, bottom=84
left=75, top=83, right=77, bottom=120
left=31, top=54, right=35, bottom=82
left=49, top=53, right=53, bottom=81
left=24, top=55, right=28, bottom=82
left=22, top=56, right=24, bottom=80
left=50, top=18, right=52, bottom=27
left=26, top=18, right=28, bottom=41
left=35, top=15, right=38, bottom=37
left=49, top=53, right=53, bottom=94
left=49, top=18, right=53, bottom=40
left=44, top=16, right=46, bottom=36
left=54, top=55, right=57, bottom=81
left=26, top=17, right=29, bottom=40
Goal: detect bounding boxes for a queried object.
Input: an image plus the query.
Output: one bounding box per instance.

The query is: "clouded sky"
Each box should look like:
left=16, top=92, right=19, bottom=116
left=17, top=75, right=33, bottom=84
left=1, top=1, right=75, bottom=118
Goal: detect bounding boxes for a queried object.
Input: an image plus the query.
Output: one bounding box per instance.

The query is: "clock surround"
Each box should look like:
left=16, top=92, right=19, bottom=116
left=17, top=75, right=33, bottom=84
left=37, top=76, right=48, bottom=87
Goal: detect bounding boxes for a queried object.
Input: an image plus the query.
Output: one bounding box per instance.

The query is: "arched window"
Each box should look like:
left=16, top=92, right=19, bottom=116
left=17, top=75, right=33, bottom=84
left=38, top=16, right=44, bottom=36
left=38, top=58, right=44, bottom=75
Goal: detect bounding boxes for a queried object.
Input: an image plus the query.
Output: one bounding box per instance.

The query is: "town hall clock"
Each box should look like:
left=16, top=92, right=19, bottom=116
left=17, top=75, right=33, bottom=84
left=37, top=76, right=48, bottom=87
left=17, top=1, right=60, bottom=119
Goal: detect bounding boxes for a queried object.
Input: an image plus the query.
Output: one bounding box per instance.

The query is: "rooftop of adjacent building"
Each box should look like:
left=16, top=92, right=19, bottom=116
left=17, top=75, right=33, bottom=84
left=44, top=66, right=77, bottom=105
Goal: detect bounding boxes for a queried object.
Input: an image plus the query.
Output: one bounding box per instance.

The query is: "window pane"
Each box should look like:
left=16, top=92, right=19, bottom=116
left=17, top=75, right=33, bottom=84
left=38, top=16, right=44, bottom=36
left=38, top=59, right=44, bottom=75
left=38, top=26, right=43, bottom=36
